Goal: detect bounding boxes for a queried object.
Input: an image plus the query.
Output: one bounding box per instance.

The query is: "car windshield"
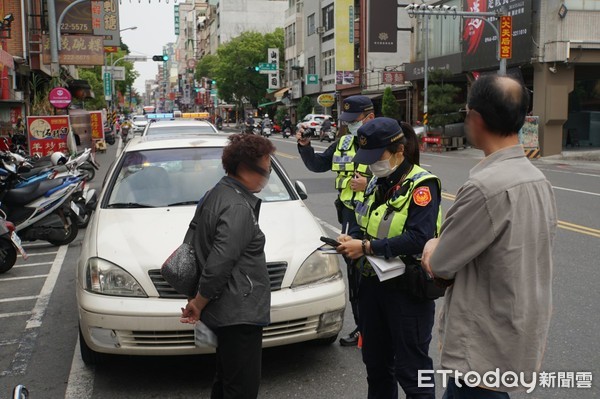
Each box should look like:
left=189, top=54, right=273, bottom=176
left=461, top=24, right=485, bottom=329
left=314, top=117, right=325, bottom=123
left=146, top=126, right=217, bottom=136
left=105, top=147, right=292, bottom=208
left=133, top=116, right=146, bottom=122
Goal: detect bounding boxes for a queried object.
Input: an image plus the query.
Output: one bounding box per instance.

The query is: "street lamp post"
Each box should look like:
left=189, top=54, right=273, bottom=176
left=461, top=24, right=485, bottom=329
left=110, top=53, right=147, bottom=113
left=406, top=4, right=507, bottom=128
left=103, top=27, right=138, bottom=111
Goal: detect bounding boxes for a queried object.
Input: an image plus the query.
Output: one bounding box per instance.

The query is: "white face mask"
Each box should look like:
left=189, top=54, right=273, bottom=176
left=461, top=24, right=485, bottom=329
left=370, top=154, right=398, bottom=178
left=347, top=120, right=363, bottom=136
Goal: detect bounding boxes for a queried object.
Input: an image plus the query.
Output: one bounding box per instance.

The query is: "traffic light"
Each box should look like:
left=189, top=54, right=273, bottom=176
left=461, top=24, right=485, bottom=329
left=211, top=79, right=217, bottom=85
left=246, top=66, right=260, bottom=72
left=152, top=55, right=169, bottom=62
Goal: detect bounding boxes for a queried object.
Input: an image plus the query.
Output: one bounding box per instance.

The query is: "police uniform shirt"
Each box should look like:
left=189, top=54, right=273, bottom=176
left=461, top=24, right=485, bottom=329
left=367, top=158, right=440, bottom=259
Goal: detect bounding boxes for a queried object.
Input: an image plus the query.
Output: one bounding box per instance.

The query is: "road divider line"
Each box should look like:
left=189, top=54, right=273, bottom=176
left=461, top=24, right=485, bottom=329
left=275, top=151, right=299, bottom=159
left=440, top=191, right=598, bottom=239
left=0, top=311, right=32, bottom=319
left=0, top=274, right=48, bottom=282
left=0, top=295, right=39, bottom=303
left=552, top=186, right=600, bottom=197
left=65, top=338, right=95, bottom=399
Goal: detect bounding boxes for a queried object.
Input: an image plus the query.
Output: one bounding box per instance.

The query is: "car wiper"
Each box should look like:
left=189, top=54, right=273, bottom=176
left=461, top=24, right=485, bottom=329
left=107, top=202, right=156, bottom=208
left=167, top=200, right=198, bottom=206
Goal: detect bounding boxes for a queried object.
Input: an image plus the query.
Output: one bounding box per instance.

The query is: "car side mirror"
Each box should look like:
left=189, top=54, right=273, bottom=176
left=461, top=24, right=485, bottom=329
left=295, top=180, right=308, bottom=200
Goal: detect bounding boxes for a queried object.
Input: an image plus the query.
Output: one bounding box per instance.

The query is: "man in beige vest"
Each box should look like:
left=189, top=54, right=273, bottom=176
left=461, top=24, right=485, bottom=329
left=422, top=75, right=557, bottom=398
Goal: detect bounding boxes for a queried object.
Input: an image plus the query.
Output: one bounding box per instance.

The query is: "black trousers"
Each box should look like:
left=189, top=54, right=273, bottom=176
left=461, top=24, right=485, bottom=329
left=211, top=324, right=263, bottom=399
left=341, top=205, right=360, bottom=327
left=358, top=275, right=435, bottom=399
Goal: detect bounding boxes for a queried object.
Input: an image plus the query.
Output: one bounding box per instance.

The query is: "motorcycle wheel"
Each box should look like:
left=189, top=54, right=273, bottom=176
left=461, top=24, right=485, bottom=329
left=79, top=164, right=96, bottom=182
left=0, top=238, right=17, bottom=274
left=47, top=214, right=79, bottom=246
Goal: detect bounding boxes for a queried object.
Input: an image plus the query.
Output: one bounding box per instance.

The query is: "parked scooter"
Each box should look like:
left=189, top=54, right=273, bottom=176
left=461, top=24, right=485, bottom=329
left=0, top=155, right=83, bottom=246
left=0, top=214, right=27, bottom=274
left=3, top=150, right=98, bottom=229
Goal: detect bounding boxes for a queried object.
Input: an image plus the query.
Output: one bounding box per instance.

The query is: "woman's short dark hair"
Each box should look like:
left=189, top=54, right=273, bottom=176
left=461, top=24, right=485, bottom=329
left=467, top=75, right=530, bottom=137
left=222, top=133, right=275, bottom=175
left=387, top=121, right=420, bottom=166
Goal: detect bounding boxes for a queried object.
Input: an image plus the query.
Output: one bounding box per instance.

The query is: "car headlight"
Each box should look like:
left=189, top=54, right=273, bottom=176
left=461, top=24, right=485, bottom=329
left=85, top=258, right=147, bottom=297
left=291, top=250, right=342, bottom=288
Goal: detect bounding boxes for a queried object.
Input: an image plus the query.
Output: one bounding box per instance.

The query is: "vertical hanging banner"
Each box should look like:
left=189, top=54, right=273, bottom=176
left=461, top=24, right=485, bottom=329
left=26, top=116, right=71, bottom=157
left=368, top=0, right=397, bottom=52
left=174, top=5, right=180, bottom=35
left=89, top=111, right=105, bottom=140
left=335, top=0, right=355, bottom=85
left=500, top=16, right=513, bottom=59
left=267, top=48, right=280, bottom=90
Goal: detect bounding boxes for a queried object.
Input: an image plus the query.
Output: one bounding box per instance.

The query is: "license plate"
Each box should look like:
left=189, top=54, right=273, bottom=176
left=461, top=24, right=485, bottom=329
left=10, top=231, right=28, bottom=260
left=71, top=201, right=81, bottom=216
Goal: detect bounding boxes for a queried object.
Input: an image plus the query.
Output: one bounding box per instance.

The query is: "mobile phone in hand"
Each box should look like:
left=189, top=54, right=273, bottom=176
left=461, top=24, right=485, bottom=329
left=320, top=236, right=341, bottom=247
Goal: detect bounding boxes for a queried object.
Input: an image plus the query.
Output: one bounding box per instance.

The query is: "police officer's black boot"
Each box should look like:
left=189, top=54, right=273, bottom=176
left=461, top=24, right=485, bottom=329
left=339, top=327, right=360, bottom=346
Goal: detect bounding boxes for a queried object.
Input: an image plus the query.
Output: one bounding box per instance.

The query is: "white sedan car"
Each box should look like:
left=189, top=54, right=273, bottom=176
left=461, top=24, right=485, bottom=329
left=77, top=135, right=346, bottom=364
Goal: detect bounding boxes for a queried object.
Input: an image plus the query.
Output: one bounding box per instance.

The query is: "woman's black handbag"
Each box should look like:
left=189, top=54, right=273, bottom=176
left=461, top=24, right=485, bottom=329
left=161, top=191, right=211, bottom=298
left=161, top=223, right=200, bottom=298
left=401, top=256, right=449, bottom=301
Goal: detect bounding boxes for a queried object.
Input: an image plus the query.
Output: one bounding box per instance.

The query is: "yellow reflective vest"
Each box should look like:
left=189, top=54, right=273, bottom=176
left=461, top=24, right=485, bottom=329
left=355, top=164, right=442, bottom=239
left=331, top=134, right=370, bottom=209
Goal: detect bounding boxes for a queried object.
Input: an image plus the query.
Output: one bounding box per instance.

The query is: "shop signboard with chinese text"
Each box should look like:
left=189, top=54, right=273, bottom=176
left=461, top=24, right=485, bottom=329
left=500, top=16, right=513, bottom=59
left=42, top=35, right=104, bottom=66
left=89, top=111, right=105, bottom=140
left=26, top=116, right=71, bottom=157
left=462, top=0, right=531, bottom=71
left=56, top=0, right=93, bottom=34
left=91, top=0, right=121, bottom=47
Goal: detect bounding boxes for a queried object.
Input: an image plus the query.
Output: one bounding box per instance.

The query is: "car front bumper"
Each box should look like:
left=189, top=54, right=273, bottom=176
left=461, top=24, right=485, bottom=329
left=77, top=277, right=346, bottom=356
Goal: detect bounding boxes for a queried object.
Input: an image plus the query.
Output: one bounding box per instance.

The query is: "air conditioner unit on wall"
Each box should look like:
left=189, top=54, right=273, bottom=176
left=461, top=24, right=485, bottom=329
left=316, top=26, right=325, bottom=34
left=14, top=91, right=23, bottom=101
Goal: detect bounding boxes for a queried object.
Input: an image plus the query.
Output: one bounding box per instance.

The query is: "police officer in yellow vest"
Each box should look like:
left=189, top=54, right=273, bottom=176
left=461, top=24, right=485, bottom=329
left=337, top=117, right=441, bottom=399
left=296, top=95, right=375, bottom=346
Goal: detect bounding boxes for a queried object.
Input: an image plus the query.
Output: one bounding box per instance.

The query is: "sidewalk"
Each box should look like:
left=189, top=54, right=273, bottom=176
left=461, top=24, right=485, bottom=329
left=539, top=148, right=600, bottom=170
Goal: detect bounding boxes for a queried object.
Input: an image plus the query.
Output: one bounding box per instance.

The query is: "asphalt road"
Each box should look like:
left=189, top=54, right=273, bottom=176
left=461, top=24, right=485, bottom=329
left=0, top=132, right=598, bottom=398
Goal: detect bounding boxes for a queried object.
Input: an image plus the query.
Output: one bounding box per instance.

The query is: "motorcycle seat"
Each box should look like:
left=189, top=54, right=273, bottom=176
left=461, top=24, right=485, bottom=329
left=3, top=179, right=65, bottom=205
left=20, top=166, right=52, bottom=179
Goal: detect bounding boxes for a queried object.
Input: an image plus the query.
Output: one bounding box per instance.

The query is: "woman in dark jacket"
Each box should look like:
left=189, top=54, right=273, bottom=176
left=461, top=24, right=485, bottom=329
left=181, top=133, right=275, bottom=399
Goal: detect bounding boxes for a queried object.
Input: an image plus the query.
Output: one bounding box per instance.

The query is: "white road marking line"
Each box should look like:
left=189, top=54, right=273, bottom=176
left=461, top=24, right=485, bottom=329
left=24, top=251, right=58, bottom=256
left=540, top=168, right=600, bottom=178
left=315, top=217, right=341, bottom=236
left=22, top=242, right=52, bottom=248
left=552, top=186, right=600, bottom=197
left=13, top=262, right=53, bottom=268
left=0, top=295, right=39, bottom=303
left=0, top=311, right=31, bottom=319
left=26, top=245, right=67, bottom=329
left=0, top=274, right=48, bottom=282
left=1, top=245, right=67, bottom=377
left=0, top=339, right=20, bottom=347
left=421, top=163, right=432, bottom=167
left=64, top=338, right=95, bottom=399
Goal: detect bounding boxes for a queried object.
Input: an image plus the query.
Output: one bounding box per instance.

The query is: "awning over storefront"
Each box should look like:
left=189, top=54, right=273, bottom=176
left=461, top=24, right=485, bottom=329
left=258, top=100, right=283, bottom=108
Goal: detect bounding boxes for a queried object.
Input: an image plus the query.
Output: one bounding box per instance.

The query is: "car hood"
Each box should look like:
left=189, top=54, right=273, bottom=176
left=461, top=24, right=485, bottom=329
left=93, top=201, right=325, bottom=294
